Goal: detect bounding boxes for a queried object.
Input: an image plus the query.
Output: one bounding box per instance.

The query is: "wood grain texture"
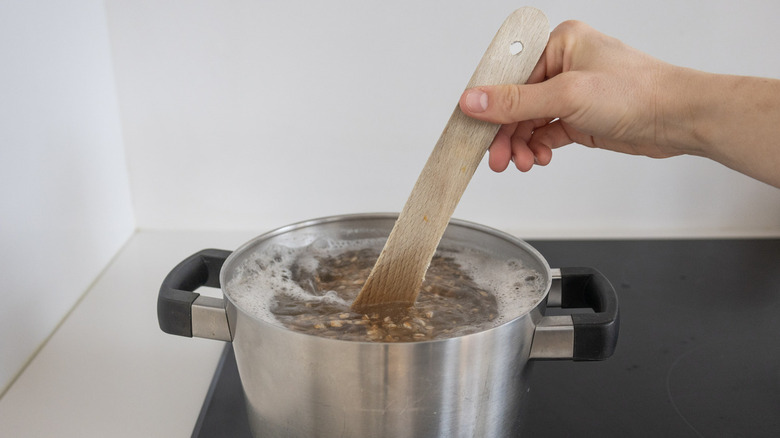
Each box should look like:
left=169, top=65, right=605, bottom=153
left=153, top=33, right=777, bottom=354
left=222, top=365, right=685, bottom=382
left=352, top=7, right=550, bottom=312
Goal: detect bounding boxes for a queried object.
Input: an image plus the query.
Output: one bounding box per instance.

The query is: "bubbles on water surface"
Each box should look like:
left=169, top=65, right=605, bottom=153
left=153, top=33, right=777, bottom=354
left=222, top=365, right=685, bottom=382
left=225, top=236, right=546, bottom=340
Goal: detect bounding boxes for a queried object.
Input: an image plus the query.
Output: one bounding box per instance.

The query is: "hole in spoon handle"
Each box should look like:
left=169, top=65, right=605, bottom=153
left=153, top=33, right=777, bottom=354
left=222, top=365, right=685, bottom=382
left=466, top=7, right=550, bottom=89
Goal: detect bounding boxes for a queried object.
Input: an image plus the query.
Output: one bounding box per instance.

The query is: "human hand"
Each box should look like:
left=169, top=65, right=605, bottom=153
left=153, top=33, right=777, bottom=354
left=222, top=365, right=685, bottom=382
left=459, top=20, right=689, bottom=172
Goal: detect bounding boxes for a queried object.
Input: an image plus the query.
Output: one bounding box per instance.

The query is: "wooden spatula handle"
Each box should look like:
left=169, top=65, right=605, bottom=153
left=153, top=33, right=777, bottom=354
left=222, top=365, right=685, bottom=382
left=352, top=7, right=550, bottom=312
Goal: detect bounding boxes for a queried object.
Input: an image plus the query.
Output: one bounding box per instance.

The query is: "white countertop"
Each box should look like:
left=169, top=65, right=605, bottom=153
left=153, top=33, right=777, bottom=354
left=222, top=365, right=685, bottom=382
left=0, top=230, right=261, bottom=437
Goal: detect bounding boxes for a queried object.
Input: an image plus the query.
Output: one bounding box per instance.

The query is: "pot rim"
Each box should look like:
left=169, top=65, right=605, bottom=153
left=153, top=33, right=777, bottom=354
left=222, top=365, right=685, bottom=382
left=220, top=212, right=552, bottom=345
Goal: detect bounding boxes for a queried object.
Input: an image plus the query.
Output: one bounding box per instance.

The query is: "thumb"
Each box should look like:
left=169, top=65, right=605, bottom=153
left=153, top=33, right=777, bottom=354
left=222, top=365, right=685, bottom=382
left=459, top=82, right=564, bottom=125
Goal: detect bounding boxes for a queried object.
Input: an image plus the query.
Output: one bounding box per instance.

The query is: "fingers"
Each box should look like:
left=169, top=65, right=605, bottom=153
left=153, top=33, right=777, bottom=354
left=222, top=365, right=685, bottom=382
left=510, top=122, right=536, bottom=172
left=487, top=119, right=556, bottom=172
left=459, top=76, right=572, bottom=126
left=526, top=52, right=549, bottom=84
left=529, top=142, right=553, bottom=166
left=531, top=119, right=593, bottom=150
left=487, top=123, right=514, bottom=172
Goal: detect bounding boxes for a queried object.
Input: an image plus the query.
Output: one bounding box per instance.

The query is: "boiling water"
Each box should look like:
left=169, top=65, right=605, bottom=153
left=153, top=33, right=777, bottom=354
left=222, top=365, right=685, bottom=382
left=225, top=236, right=545, bottom=342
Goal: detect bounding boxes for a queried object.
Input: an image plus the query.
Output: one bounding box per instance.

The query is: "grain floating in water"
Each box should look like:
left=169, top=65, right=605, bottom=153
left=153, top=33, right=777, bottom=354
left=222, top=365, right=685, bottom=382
left=226, top=237, right=545, bottom=342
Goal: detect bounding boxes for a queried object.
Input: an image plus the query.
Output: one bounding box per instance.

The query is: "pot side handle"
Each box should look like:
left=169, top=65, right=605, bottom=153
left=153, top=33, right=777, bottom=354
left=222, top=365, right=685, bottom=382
left=157, top=249, right=233, bottom=341
left=531, top=267, right=619, bottom=361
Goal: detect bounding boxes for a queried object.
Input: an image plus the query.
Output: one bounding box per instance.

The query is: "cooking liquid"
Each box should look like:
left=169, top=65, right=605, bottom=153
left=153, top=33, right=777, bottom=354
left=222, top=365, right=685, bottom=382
left=226, top=238, right=545, bottom=342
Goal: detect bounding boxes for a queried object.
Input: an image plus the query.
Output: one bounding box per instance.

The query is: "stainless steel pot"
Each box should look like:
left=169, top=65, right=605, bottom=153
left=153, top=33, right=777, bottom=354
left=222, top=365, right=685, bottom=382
left=158, top=214, right=619, bottom=438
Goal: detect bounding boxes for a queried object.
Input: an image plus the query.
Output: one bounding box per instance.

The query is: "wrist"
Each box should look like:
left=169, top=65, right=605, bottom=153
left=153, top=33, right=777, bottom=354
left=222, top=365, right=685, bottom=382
left=659, top=68, right=780, bottom=187
left=655, top=66, right=717, bottom=158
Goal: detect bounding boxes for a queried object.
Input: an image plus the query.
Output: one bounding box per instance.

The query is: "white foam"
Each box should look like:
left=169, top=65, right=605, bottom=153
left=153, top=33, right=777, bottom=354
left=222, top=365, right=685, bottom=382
left=445, top=248, right=545, bottom=326
left=226, top=238, right=382, bottom=326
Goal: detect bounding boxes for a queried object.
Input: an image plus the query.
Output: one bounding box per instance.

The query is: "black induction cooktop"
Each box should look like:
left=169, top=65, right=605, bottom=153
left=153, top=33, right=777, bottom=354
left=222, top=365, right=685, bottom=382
left=192, top=239, right=780, bottom=437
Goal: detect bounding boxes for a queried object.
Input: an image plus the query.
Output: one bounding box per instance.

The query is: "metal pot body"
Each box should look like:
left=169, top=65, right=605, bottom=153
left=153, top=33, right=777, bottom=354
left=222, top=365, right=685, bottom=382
left=157, top=214, right=619, bottom=438
left=229, top=289, right=538, bottom=438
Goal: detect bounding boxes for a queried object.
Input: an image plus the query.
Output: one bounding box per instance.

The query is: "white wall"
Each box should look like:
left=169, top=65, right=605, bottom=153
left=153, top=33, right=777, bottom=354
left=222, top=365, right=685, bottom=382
left=0, top=1, right=135, bottom=394
left=0, top=0, right=775, bottom=406
left=105, top=0, right=780, bottom=237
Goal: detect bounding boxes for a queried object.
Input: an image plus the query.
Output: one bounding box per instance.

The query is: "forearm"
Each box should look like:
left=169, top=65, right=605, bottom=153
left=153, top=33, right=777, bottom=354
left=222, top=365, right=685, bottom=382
left=666, top=68, right=780, bottom=188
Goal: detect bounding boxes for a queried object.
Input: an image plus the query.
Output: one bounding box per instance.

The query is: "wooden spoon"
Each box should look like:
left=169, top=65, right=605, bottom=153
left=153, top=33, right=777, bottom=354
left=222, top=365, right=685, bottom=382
left=352, top=7, right=550, bottom=313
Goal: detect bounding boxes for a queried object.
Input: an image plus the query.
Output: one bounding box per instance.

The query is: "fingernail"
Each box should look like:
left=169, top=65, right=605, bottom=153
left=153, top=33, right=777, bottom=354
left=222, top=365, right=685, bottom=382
left=465, top=90, right=488, bottom=112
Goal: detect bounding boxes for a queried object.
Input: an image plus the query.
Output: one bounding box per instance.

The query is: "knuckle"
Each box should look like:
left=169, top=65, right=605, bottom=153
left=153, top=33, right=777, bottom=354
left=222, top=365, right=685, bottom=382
left=553, top=20, right=602, bottom=56
left=555, top=20, right=590, bottom=38
left=556, top=20, right=591, bottom=37
left=493, top=85, right=524, bottom=121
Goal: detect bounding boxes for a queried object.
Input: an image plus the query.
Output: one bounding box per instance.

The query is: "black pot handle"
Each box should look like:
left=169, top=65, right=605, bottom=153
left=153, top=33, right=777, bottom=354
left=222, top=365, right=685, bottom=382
left=559, top=267, right=620, bottom=360
left=157, top=249, right=232, bottom=337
